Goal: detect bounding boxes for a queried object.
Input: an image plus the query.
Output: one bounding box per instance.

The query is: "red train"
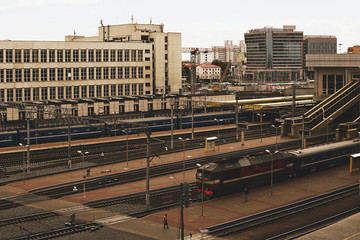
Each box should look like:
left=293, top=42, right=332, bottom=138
left=196, top=139, right=360, bottom=198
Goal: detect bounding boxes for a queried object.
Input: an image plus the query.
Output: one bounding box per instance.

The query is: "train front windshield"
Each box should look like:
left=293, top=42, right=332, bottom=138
left=196, top=169, right=216, bottom=180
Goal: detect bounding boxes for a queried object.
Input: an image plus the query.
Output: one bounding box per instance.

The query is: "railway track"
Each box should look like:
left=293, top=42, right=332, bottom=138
left=28, top=140, right=300, bottom=198
left=200, top=184, right=359, bottom=238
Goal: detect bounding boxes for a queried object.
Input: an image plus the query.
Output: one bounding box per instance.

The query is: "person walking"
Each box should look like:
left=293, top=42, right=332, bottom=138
left=244, top=187, right=248, bottom=202
left=163, top=214, right=169, bottom=229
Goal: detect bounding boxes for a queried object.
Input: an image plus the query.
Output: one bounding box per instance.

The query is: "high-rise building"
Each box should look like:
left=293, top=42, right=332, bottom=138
left=244, top=25, right=303, bottom=82
left=304, top=35, right=337, bottom=80
left=0, top=23, right=182, bottom=104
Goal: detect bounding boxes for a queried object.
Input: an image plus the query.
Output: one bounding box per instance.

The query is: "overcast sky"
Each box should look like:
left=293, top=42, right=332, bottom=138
left=0, top=0, right=359, bottom=55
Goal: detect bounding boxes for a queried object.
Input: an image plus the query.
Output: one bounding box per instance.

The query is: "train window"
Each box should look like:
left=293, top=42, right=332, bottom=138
left=86, top=128, right=90, bottom=131
left=74, top=130, right=78, bottom=133
left=48, top=132, right=52, bottom=135
left=61, top=131, right=66, bottom=134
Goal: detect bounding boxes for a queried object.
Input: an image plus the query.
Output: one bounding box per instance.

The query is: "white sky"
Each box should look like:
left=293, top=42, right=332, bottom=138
left=0, top=0, right=359, bottom=55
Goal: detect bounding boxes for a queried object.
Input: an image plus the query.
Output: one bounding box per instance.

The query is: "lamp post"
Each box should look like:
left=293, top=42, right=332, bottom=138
left=77, top=150, right=89, bottom=198
left=196, top=163, right=205, bottom=216
left=214, top=118, right=223, bottom=148
left=257, top=112, right=264, bottom=142
left=19, top=143, right=28, bottom=185
left=271, top=125, right=281, bottom=151
left=265, top=149, right=278, bottom=197
left=179, top=137, right=190, bottom=178
left=122, top=130, right=129, bottom=166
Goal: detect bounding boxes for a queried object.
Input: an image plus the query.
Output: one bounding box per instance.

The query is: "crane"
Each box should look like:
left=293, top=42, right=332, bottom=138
left=212, top=60, right=231, bottom=92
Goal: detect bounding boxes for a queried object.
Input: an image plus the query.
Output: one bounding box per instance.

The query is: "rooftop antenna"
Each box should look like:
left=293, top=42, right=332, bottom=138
left=131, top=15, right=134, bottom=24
left=73, top=30, right=76, bottom=37
left=150, top=17, right=152, bottom=24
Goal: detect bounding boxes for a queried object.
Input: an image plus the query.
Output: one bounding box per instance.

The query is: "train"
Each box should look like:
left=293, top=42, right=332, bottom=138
left=0, top=111, right=248, bottom=147
left=196, top=139, right=360, bottom=199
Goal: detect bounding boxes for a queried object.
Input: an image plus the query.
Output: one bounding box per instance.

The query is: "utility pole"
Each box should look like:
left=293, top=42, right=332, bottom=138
left=171, top=103, right=174, bottom=149
left=235, top=99, right=239, bottom=141
left=26, top=119, right=30, bottom=174
left=68, top=123, right=72, bottom=168
left=146, top=130, right=151, bottom=206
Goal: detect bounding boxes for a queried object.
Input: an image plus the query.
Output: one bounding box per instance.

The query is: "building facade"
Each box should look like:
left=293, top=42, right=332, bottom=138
left=0, top=23, right=182, bottom=104
left=244, top=25, right=303, bottom=82
left=196, top=64, right=221, bottom=82
left=347, top=45, right=360, bottom=54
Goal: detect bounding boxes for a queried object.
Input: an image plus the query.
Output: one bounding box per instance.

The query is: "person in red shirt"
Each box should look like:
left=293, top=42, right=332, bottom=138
left=163, top=214, right=169, bottom=229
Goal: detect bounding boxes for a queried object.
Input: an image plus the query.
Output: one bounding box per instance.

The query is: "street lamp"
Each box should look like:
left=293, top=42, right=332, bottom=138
left=179, top=137, right=190, bottom=178
left=271, top=125, right=281, bottom=151
left=19, top=143, right=28, bottom=185
left=265, top=149, right=279, bottom=197
left=77, top=150, right=89, bottom=198
left=214, top=118, right=223, bottom=149
left=122, top=130, right=130, bottom=166
left=257, top=112, right=265, bottom=142
left=196, top=163, right=205, bottom=216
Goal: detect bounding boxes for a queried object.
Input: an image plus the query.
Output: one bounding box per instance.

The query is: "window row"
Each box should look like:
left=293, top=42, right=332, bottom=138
left=0, top=66, right=149, bottom=82
left=0, top=83, right=150, bottom=102
left=0, top=49, right=149, bottom=63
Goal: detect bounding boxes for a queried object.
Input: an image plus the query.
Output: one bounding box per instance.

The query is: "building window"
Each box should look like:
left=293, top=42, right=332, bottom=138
left=6, top=69, right=13, bottom=82
left=81, top=68, right=87, bottom=80
left=32, top=49, right=38, bottom=62
left=41, top=87, right=48, bottom=100
left=165, top=54, right=168, bottom=60
left=49, top=50, right=55, bottom=62
left=89, top=68, right=94, bottom=80
left=7, top=89, right=13, bottom=102
left=118, top=84, right=123, bottom=95
left=24, top=69, right=30, bottom=82
left=138, top=50, right=143, bottom=61
left=65, top=50, right=71, bottom=62
left=66, top=68, right=71, bottom=80
left=49, top=68, right=55, bottom=81
left=57, top=50, right=63, bottom=62
left=15, top=69, right=22, bottom=82
left=96, top=67, right=101, bottom=80
left=96, top=49, right=102, bottom=62
left=124, top=67, right=130, bottom=78
left=32, top=69, right=39, bottom=82
left=110, top=67, right=116, bottom=79
left=131, top=67, right=137, bottom=78
left=110, top=50, right=116, bottom=62
left=138, top=67, right=144, bottom=78
left=124, top=50, right=130, bottom=61
left=132, top=84, right=137, bottom=95
left=81, top=50, right=87, bottom=62
left=74, top=86, right=79, bottom=98
left=73, top=68, right=79, bottom=80
left=0, top=50, right=3, bottom=63
left=125, top=84, right=130, bottom=95
left=66, top=86, right=72, bottom=99
left=73, top=50, right=79, bottom=62
left=50, top=87, right=56, bottom=99
left=57, top=68, right=64, bottom=81
left=41, top=49, right=47, bottom=62
left=81, top=86, right=87, bottom=98
left=24, top=88, right=31, bottom=101
left=6, top=49, right=13, bottom=63
left=89, top=85, right=94, bottom=98
left=58, top=87, right=64, bottom=99
left=41, top=69, right=47, bottom=81
left=117, top=50, right=123, bottom=61
left=16, top=89, right=22, bottom=101
left=104, top=85, right=109, bottom=96
left=15, top=50, right=21, bottom=63
left=111, top=84, right=116, bottom=96
left=131, top=50, right=137, bottom=61
left=103, top=67, right=109, bottom=79
left=0, top=70, right=3, bottom=82
left=145, top=74, right=151, bottom=78
left=24, top=50, right=30, bottom=63
left=145, top=66, right=150, bottom=70
left=96, top=85, right=102, bottom=97
left=88, top=50, right=94, bottom=62
left=145, top=49, right=150, bottom=53
left=165, top=44, right=168, bottom=50
left=165, top=36, right=168, bottom=42
left=103, top=49, right=109, bottom=61
left=145, top=57, right=150, bottom=61
left=117, top=67, right=123, bottom=79
left=139, top=84, right=144, bottom=95
left=33, top=88, right=39, bottom=100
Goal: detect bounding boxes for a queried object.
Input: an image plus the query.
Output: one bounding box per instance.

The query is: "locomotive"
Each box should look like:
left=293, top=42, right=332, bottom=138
left=196, top=139, right=360, bottom=198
